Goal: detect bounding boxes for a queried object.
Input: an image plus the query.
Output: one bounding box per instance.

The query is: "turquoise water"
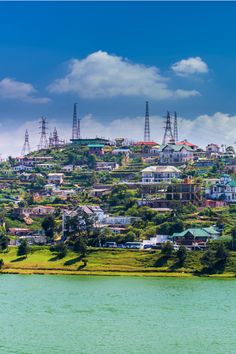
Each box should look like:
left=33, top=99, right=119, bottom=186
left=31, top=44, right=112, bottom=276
left=0, top=275, right=236, bottom=354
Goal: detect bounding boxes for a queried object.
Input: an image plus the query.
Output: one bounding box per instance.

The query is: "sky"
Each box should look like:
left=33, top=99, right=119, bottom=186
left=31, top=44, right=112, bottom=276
left=1, top=1, right=236, bottom=156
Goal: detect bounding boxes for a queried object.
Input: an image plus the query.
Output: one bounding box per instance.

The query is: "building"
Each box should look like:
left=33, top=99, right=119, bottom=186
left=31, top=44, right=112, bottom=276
left=205, top=174, right=236, bottom=202
left=71, top=137, right=110, bottom=145
left=206, top=143, right=220, bottom=157
left=88, top=144, right=104, bottom=156
left=154, top=143, right=195, bottom=164
left=48, top=173, right=64, bottom=185
left=141, top=166, right=181, bottom=183
left=170, top=227, right=220, bottom=247
left=96, top=161, right=119, bottom=171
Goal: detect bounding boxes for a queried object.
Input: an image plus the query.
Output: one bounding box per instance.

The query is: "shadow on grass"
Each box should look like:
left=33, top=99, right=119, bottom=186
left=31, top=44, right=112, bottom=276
left=11, top=256, right=27, bottom=263
left=77, top=263, right=87, bottom=271
left=153, top=255, right=169, bottom=267
left=64, top=255, right=84, bottom=266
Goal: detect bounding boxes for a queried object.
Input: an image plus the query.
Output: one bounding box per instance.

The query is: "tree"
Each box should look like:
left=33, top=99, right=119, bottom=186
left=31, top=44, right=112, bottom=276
left=0, top=259, right=4, bottom=269
left=161, top=242, right=173, bottom=257
left=176, top=245, right=187, bottom=265
left=17, top=239, right=30, bottom=257
left=201, top=249, right=216, bottom=272
left=42, top=216, right=56, bottom=242
left=73, top=237, right=87, bottom=255
left=0, top=235, right=9, bottom=251
left=51, top=243, right=67, bottom=259
left=215, top=243, right=229, bottom=263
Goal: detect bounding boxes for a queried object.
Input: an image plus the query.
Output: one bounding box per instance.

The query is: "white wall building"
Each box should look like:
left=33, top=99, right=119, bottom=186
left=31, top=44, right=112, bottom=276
left=141, top=166, right=181, bottom=183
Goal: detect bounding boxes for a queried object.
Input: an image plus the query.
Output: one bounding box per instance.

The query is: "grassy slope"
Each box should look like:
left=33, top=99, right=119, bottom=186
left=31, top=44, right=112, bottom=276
left=0, top=247, right=236, bottom=277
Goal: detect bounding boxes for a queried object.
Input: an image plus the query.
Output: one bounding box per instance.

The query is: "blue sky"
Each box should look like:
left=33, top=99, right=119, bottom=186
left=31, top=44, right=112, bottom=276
left=1, top=1, right=236, bottom=155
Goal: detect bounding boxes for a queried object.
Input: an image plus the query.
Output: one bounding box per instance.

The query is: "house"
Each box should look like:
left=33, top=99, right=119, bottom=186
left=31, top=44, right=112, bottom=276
left=154, top=143, right=195, bottom=164
left=102, top=215, right=138, bottom=226
left=205, top=174, right=236, bottom=202
left=170, top=227, right=220, bottom=246
left=12, top=165, right=33, bottom=172
left=141, top=165, right=181, bottom=183
left=88, top=144, right=104, bottom=156
left=48, top=173, right=64, bottom=185
left=206, top=143, right=220, bottom=157
left=176, top=140, right=198, bottom=150
left=112, top=148, right=130, bottom=155
left=96, top=161, right=119, bottom=171
left=61, top=165, right=74, bottom=172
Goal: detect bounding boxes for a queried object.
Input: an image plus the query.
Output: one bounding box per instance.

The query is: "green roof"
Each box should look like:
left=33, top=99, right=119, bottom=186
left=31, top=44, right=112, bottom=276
left=88, top=144, right=104, bottom=148
left=170, top=227, right=219, bottom=239
left=159, top=144, right=194, bottom=152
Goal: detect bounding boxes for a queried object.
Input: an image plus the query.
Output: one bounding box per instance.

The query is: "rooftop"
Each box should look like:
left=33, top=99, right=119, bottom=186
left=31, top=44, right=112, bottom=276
left=142, top=165, right=181, bottom=173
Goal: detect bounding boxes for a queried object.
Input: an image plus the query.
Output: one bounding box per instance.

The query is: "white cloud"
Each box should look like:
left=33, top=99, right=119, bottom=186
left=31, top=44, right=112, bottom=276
left=1, top=112, right=235, bottom=158
left=171, top=57, right=208, bottom=77
left=0, top=78, right=50, bottom=103
left=48, top=51, right=199, bottom=99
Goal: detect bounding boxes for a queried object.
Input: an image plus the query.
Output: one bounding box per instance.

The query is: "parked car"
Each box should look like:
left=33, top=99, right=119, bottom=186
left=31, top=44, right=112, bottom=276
left=103, top=242, right=117, bottom=248
left=125, top=242, right=142, bottom=249
left=143, top=244, right=153, bottom=250
left=117, top=244, right=125, bottom=249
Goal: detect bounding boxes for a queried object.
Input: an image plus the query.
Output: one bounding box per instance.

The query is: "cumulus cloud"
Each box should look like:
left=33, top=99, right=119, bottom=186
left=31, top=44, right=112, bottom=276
left=0, top=78, right=50, bottom=103
left=1, top=112, right=236, bottom=158
left=171, top=57, right=208, bottom=77
left=48, top=51, right=199, bottom=99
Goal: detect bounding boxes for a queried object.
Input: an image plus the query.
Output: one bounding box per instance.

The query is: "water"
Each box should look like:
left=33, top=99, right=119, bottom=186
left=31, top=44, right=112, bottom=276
left=0, top=275, right=235, bottom=354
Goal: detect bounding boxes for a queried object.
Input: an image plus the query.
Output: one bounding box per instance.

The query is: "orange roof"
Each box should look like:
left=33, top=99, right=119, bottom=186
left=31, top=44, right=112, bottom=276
left=134, top=141, right=159, bottom=146
left=177, top=140, right=198, bottom=147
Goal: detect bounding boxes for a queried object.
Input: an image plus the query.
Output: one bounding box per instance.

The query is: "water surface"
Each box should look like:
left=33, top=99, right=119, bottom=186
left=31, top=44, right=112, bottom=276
left=0, top=275, right=235, bottom=354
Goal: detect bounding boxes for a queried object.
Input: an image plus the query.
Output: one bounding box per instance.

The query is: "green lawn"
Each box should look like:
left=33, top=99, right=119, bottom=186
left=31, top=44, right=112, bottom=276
left=0, top=247, right=236, bottom=277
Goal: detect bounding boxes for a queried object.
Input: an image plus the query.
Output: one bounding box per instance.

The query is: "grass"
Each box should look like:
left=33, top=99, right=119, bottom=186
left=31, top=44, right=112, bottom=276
left=0, top=247, right=236, bottom=277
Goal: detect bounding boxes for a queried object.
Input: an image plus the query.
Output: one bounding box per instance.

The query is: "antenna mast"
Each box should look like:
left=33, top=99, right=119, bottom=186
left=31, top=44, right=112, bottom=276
left=144, top=101, right=150, bottom=142
left=173, top=111, right=178, bottom=143
left=72, top=103, right=79, bottom=139
left=21, top=129, right=31, bottom=156
left=162, top=111, right=174, bottom=145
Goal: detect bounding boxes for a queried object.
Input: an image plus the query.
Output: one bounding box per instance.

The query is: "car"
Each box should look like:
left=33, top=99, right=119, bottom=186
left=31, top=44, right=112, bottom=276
left=103, top=242, right=117, bottom=248
left=143, top=244, right=153, bottom=249
left=124, top=242, right=142, bottom=249
left=117, top=244, right=125, bottom=249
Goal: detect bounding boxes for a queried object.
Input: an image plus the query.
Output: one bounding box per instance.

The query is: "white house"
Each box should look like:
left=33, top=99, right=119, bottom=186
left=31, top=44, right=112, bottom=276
left=205, top=174, right=236, bottom=202
left=206, top=143, right=220, bottom=157
left=48, top=173, right=64, bottom=185
left=141, top=166, right=182, bottom=183
left=153, top=143, right=194, bottom=164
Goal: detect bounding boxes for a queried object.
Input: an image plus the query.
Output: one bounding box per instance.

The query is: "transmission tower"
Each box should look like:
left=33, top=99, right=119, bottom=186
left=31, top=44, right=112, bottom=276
left=144, top=101, right=150, bottom=142
left=162, top=111, right=174, bottom=145
left=39, top=117, right=48, bottom=149
left=72, top=103, right=80, bottom=140
left=21, top=129, right=31, bottom=156
left=53, top=127, right=59, bottom=146
left=173, top=111, right=178, bottom=143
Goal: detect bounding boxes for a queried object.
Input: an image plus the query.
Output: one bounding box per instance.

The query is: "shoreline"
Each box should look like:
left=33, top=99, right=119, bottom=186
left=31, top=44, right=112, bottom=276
left=1, top=268, right=235, bottom=278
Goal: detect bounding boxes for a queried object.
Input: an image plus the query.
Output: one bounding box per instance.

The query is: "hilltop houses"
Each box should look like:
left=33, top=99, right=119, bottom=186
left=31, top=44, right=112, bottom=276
left=152, top=142, right=195, bottom=165
left=141, top=166, right=182, bottom=183
left=205, top=174, right=236, bottom=202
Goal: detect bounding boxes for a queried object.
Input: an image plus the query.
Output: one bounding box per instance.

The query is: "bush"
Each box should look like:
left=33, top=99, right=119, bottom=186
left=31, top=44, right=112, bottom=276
left=17, top=239, right=30, bottom=257
left=176, top=245, right=187, bottom=265
left=0, top=258, right=4, bottom=269
left=50, top=243, right=67, bottom=259
left=161, top=242, right=173, bottom=257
